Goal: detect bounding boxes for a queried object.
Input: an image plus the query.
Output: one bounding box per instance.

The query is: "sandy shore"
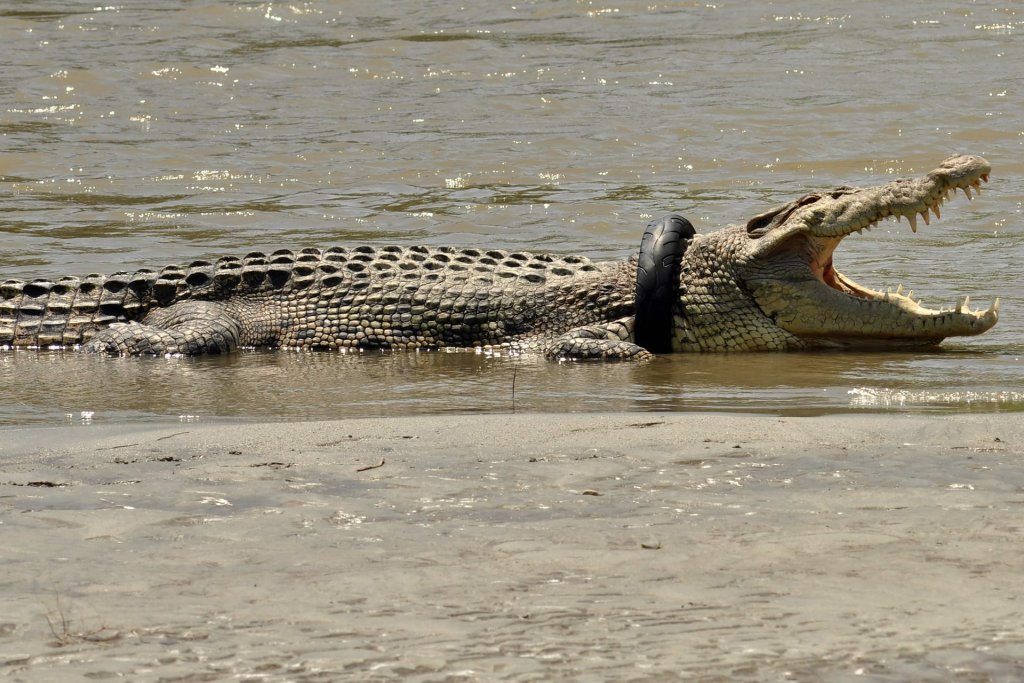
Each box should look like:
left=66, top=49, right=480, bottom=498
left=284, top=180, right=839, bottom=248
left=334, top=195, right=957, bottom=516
left=2, top=412, right=1024, bottom=681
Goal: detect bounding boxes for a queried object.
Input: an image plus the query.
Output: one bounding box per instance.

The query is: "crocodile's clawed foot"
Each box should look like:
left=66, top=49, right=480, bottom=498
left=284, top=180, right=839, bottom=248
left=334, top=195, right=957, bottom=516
left=543, top=318, right=654, bottom=361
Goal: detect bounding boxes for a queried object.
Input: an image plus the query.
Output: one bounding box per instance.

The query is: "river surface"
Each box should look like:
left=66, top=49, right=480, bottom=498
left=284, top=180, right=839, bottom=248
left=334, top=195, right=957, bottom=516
left=1, top=0, right=1023, bottom=424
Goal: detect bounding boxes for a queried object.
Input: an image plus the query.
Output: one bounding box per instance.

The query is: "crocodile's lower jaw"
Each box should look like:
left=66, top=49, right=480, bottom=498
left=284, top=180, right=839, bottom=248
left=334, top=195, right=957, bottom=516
left=830, top=263, right=999, bottom=320
left=766, top=252, right=1000, bottom=347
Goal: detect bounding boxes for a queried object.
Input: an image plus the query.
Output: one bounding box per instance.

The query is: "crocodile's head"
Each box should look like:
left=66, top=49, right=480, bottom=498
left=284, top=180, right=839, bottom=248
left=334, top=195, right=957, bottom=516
left=679, top=155, right=999, bottom=351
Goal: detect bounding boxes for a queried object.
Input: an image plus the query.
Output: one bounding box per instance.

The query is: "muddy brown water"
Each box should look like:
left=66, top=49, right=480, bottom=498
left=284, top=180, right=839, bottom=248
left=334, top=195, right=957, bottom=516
left=1, top=1, right=1023, bottom=424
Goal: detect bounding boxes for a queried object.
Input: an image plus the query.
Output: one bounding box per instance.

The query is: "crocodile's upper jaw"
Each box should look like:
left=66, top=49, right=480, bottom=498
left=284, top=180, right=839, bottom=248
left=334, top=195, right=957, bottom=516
left=742, top=154, right=999, bottom=348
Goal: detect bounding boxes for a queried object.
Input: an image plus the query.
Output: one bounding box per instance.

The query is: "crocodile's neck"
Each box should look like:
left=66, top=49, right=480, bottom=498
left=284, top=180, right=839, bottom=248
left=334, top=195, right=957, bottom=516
left=670, top=229, right=803, bottom=352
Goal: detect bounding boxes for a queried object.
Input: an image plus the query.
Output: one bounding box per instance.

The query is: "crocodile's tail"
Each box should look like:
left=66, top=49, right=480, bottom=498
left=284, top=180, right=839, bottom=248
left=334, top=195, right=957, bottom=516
left=0, top=254, right=254, bottom=347
left=1, top=271, right=160, bottom=347
left=2, top=246, right=429, bottom=348
left=0, top=250, right=303, bottom=347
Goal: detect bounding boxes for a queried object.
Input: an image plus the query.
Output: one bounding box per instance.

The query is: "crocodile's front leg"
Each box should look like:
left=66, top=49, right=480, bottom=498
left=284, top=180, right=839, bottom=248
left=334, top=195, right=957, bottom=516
left=543, top=317, right=652, bottom=361
left=83, top=301, right=242, bottom=355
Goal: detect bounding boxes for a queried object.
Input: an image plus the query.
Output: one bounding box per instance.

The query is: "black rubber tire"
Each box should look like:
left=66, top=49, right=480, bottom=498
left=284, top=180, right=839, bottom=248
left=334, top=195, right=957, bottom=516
left=634, top=214, right=695, bottom=354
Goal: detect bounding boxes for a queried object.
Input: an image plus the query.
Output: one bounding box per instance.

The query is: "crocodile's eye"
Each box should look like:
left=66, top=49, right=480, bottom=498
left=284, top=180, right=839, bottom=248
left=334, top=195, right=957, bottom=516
left=746, top=193, right=822, bottom=237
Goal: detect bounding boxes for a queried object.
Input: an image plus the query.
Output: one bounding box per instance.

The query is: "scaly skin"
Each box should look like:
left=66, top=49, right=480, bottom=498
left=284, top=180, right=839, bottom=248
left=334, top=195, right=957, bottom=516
left=0, top=155, right=999, bottom=359
left=0, top=246, right=641, bottom=358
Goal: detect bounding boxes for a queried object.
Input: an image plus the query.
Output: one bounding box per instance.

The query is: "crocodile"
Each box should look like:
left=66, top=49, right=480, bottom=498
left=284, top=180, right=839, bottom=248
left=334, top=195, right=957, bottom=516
left=0, top=154, right=999, bottom=359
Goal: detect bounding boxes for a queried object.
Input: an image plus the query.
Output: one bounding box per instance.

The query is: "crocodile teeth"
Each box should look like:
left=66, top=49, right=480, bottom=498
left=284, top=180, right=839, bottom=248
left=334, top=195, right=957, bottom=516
left=956, top=296, right=971, bottom=314
left=963, top=186, right=973, bottom=200
left=932, top=203, right=941, bottom=220
left=896, top=284, right=904, bottom=295
left=908, top=213, right=918, bottom=233
left=920, top=210, right=930, bottom=226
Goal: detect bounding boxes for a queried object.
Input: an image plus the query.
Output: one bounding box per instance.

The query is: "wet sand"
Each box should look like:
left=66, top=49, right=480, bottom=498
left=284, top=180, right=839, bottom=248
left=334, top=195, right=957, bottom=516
left=2, top=413, right=1024, bottom=681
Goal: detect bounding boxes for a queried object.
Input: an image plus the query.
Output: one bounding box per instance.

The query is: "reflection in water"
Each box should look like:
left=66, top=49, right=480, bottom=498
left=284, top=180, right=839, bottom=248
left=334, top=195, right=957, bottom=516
left=3, top=347, right=1023, bottom=425
left=622, top=351, right=1024, bottom=414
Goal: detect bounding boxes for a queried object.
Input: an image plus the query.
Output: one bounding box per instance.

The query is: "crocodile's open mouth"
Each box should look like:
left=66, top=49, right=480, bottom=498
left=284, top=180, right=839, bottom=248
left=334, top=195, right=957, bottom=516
left=755, top=157, right=1000, bottom=345
left=812, top=176, right=999, bottom=326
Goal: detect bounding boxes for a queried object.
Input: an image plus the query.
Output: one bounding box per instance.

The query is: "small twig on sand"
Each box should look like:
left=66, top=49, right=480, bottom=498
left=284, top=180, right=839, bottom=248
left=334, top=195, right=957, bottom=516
left=356, top=457, right=386, bottom=472
left=511, top=353, right=519, bottom=413
left=155, top=431, right=190, bottom=441
left=44, top=589, right=120, bottom=646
